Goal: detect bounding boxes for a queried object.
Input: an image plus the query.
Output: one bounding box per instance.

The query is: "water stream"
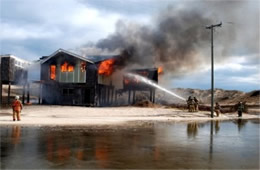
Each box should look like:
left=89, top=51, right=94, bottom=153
left=126, top=73, right=186, bottom=101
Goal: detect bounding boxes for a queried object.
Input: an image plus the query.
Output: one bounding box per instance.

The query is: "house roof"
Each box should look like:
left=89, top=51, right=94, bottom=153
left=41, top=48, right=94, bottom=64
left=0, top=54, right=31, bottom=64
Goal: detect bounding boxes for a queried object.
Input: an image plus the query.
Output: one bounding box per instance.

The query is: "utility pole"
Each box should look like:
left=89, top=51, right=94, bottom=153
left=206, top=22, right=222, bottom=118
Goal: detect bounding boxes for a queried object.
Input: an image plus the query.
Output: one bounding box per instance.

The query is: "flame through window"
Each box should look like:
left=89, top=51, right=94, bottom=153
left=50, top=65, right=56, bottom=80
left=61, top=62, right=74, bottom=72
left=80, top=62, right=86, bottom=72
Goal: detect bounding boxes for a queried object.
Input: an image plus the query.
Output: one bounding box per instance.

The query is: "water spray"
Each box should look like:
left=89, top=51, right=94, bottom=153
left=126, top=73, right=186, bottom=101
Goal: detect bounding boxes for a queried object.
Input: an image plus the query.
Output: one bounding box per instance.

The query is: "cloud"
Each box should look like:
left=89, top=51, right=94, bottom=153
left=229, top=73, right=260, bottom=85
left=0, top=0, right=259, bottom=91
left=0, top=23, right=62, bottom=40
left=0, top=0, right=130, bottom=58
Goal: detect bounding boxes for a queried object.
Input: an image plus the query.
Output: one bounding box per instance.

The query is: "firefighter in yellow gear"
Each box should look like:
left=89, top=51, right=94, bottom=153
left=12, top=96, right=23, bottom=121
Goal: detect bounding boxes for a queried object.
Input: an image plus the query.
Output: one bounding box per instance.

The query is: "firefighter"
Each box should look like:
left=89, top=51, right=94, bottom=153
left=12, top=96, right=23, bottom=121
left=187, top=96, right=192, bottom=112
left=194, top=97, right=199, bottom=112
left=237, top=101, right=244, bottom=117
left=215, top=102, right=221, bottom=117
left=190, top=98, right=195, bottom=112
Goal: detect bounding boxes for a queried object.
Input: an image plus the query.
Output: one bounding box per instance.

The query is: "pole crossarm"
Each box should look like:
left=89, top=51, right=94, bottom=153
left=206, top=22, right=222, bottom=29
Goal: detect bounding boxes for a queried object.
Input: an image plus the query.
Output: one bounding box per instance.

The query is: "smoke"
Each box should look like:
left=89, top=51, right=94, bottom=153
left=78, top=0, right=259, bottom=78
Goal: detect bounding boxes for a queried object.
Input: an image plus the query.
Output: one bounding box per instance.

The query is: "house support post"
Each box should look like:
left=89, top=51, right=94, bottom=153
left=111, top=87, right=114, bottom=105
left=107, top=86, right=110, bottom=105
left=133, top=90, right=136, bottom=104
left=8, top=82, right=11, bottom=105
left=149, top=89, right=152, bottom=102
left=26, top=82, right=30, bottom=104
left=153, top=89, right=155, bottom=103
left=38, top=83, right=41, bottom=104
left=22, top=83, right=25, bottom=104
left=128, top=90, right=131, bottom=105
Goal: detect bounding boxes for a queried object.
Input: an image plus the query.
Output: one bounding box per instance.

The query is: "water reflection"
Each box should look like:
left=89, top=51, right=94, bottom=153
left=233, top=119, right=248, bottom=131
left=209, top=120, right=214, bottom=163
left=186, top=122, right=206, bottom=138
left=0, top=120, right=259, bottom=169
left=36, top=128, right=159, bottom=168
left=187, top=121, right=221, bottom=138
left=11, top=126, right=21, bottom=145
left=215, top=120, right=220, bottom=134
left=95, top=137, right=109, bottom=168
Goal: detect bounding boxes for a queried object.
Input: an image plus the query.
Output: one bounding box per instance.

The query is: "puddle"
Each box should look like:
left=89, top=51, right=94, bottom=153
left=1, top=119, right=259, bottom=169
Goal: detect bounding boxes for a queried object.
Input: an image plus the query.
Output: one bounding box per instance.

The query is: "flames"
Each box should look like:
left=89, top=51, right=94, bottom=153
left=50, top=65, right=56, bottom=80
left=61, top=62, right=74, bottom=72
left=68, top=65, right=74, bottom=72
left=158, top=66, right=163, bottom=75
left=98, top=58, right=116, bottom=76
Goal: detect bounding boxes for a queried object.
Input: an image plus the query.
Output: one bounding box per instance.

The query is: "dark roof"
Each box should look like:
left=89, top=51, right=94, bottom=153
left=41, top=48, right=94, bottom=64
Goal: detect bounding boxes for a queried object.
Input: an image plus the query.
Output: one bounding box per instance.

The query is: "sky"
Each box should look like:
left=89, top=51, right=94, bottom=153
left=0, top=0, right=259, bottom=92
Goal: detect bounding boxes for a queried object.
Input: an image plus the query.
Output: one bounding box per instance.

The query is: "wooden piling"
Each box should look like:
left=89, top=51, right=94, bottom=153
left=128, top=90, right=131, bottom=105
left=38, top=83, right=41, bottom=104
left=8, top=82, right=11, bottom=105
left=103, top=87, right=105, bottom=105
left=152, top=89, right=155, bottom=103
left=26, top=82, right=30, bottom=103
left=115, top=91, right=117, bottom=105
left=98, top=86, right=101, bottom=106
left=22, top=83, right=25, bottom=104
left=133, top=90, right=136, bottom=104
left=149, top=88, right=152, bottom=102
left=111, top=87, right=114, bottom=105
left=107, top=86, right=110, bottom=105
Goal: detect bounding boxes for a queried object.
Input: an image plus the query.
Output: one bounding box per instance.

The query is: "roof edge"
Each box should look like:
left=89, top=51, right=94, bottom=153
left=41, top=48, right=94, bottom=64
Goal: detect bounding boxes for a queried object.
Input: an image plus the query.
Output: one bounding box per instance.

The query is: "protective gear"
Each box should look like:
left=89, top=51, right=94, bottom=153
left=12, top=100, right=23, bottom=112
left=15, top=96, right=20, bottom=100
left=194, top=97, right=199, bottom=111
left=187, top=96, right=193, bottom=112
left=215, top=102, right=221, bottom=117
left=12, top=99, right=23, bottom=121
left=237, top=102, right=244, bottom=117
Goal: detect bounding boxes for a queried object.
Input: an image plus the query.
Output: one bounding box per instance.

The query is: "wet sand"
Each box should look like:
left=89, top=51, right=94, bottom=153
left=0, top=105, right=259, bottom=127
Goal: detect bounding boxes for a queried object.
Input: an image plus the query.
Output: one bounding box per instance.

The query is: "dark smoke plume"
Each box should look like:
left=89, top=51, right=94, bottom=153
left=79, top=1, right=259, bottom=77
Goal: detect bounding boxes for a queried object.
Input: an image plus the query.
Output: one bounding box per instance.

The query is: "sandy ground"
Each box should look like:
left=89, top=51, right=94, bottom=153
left=0, top=105, right=259, bottom=127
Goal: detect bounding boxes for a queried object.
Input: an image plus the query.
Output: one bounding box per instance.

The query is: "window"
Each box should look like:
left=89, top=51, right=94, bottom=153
left=80, top=62, right=86, bottom=72
left=50, top=65, right=56, bottom=80
left=68, top=65, right=74, bottom=72
left=61, top=62, right=74, bottom=72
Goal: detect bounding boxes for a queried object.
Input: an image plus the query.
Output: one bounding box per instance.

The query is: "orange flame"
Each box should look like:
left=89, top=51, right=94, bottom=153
left=61, top=62, right=74, bottom=72
left=61, top=62, right=68, bottom=72
left=98, top=58, right=115, bottom=76
left=158, top=66, right=163, bottom=75
left=50, top=65, right=56, bottom=80
left=68, top=65, right=74, bottom=72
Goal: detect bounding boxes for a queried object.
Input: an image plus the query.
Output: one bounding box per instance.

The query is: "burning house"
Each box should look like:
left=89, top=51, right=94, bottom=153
left=39, top=48, right=159, bottom=106
left=40, top=49, right=97, bottom=106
